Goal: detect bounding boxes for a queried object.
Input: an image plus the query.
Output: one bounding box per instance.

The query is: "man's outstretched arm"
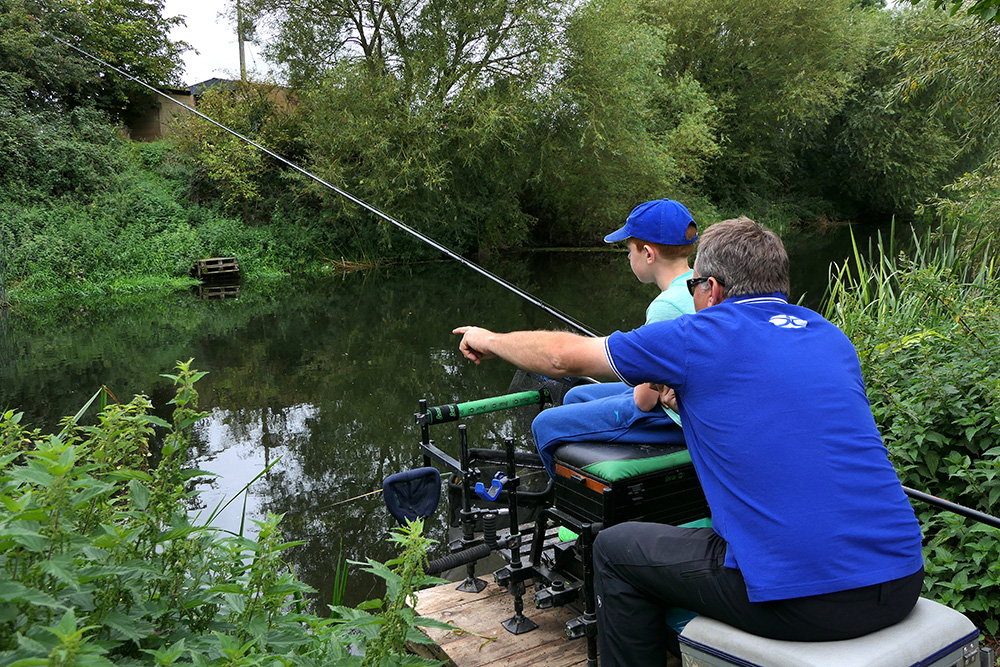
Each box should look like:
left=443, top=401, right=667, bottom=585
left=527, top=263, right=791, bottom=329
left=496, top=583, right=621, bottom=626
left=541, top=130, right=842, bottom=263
left=453, top=326, right=615, bottom=379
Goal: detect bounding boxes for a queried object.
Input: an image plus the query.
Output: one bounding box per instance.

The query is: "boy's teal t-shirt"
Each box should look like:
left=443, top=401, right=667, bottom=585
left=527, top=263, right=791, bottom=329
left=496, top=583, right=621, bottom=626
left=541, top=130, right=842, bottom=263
left=645, top=269, right=696, bottom=323
left=644, top=269, right=694, bottom=426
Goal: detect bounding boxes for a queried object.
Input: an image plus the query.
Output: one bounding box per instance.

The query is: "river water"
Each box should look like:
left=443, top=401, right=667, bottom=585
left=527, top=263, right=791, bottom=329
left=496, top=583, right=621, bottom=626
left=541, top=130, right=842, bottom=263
left=0, top=222, right=890, bottom=606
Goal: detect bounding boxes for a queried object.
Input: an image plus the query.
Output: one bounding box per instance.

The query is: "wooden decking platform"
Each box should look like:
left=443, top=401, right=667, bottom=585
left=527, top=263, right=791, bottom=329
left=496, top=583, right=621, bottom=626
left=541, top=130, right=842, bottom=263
left=414, top=581, right=591, bottom=667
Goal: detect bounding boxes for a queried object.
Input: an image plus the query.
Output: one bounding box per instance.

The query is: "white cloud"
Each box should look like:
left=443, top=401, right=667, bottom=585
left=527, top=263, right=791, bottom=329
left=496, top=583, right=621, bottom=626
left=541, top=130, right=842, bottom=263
left=162, top=0, right=269, bottom=86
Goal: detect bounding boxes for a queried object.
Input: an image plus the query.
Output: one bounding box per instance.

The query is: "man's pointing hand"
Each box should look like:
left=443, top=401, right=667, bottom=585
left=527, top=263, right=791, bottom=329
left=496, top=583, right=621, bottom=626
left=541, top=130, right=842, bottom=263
left=453, top=326, right=496, bottom=364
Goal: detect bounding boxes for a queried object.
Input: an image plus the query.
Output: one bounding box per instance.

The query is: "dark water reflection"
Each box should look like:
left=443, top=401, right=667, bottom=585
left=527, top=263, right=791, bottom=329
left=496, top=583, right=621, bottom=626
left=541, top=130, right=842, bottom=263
left=0, top=222, right=902, bottom=607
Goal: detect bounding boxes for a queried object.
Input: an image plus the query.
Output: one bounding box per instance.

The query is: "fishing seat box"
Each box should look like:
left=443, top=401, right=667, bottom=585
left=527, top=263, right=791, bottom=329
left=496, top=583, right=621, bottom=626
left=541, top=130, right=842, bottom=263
left=678, top=597, right=982, bottom=667
left=551, top=440, right=709, bottom=527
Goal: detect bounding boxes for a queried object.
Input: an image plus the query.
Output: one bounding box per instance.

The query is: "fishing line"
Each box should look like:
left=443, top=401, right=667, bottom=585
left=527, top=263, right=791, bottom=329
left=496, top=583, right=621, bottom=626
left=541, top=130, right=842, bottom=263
left=47, top=33, right=601, bottom=338
left=47, top=37, right=1000, bottom=539
left=314, top=487, right=383, bottom=512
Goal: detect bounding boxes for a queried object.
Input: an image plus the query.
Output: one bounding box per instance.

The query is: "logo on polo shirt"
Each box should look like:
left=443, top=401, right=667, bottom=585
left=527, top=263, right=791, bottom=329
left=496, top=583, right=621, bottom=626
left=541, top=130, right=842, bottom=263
left=769, top=314, right=808, bottom=329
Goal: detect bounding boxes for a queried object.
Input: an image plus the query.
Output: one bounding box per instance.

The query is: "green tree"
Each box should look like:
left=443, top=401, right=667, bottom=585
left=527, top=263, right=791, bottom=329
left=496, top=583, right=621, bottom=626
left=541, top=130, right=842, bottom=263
left=246, top=0, right=564, bottom=94
left=526, top=0, right=720, bottom=244
left=904, top=0, right=1000, bottom=22
left=806, top=7, right=973, bottom=218
left=0, top=0, right=187, bottom=121
left=655, top=0, right=873, bottom=212
left=236, top=0, right=571, bottom=255
left=172, top=80, right=308, bottom=222
left=891, top=7, right=1000, bottom=240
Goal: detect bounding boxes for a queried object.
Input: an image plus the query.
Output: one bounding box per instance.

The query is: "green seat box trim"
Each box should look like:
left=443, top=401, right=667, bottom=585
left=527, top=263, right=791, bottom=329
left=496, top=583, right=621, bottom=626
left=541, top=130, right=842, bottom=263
left=557, top=516, right=710, bottom=543
left=580, top=449, right=693, bottom=482
left=679, top=517, right=712, bottom=528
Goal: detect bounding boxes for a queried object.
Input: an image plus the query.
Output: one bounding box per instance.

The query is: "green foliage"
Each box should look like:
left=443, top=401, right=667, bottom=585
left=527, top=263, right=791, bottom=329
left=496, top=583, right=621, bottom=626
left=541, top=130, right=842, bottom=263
left=657, top=0, right=872, bottom=208
left=0, top=0, right=187, bottom=121
left=2, top=0, right=997, bottom=278
left=247, top=0, right=564, bottom=95
left=350, top=521, right=451, bottom=667
left=825, top=225, right=1000, bottom=636
left=0, top=133, right=316, bottom=301
left=0, top=94, right=126, bottom=204
left=526, top=0, right=720, bottom=244
left=0, top=361, right=450, bottom=665
left=238, top=0, right=569, bottom=256
left=0, top=0, right=322, bottom=302
left=172, top=82, right=309, bottom=222
left=904, top=0, right=1000, bottom=23
left=891, top=8, right=1000, bottom=240
left=814, top=7, right=972, bottom=217
left=299, top=65, right=537, bottom=258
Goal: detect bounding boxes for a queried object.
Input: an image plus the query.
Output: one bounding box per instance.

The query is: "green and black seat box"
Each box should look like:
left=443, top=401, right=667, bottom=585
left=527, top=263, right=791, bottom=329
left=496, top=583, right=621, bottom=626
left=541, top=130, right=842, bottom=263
left=552, top=441, right=709, bottom=527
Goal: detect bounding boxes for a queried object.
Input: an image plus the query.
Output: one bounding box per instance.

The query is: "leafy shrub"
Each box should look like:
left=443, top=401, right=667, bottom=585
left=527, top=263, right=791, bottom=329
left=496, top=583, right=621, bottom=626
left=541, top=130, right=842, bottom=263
left=0, top=361, right=449, bottom=665
left=825, top=225, right=1000, bottom=635
left=0, top=134, right=315, bottom=302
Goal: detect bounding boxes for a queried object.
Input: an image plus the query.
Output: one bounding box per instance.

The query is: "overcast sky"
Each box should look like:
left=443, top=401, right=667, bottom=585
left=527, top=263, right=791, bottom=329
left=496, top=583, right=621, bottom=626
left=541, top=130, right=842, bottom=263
left=162, top=0, right=270, bottom=86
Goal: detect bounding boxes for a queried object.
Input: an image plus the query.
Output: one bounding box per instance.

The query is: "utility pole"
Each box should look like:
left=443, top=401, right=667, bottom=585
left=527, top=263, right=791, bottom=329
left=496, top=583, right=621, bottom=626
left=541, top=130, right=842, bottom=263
left=237, top=0, right=246, bottom=81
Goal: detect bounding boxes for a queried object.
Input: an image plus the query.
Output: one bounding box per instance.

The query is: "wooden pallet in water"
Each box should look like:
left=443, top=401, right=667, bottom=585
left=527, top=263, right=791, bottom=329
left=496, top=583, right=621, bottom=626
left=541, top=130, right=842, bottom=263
left=193, top=257, right=240, bottom=280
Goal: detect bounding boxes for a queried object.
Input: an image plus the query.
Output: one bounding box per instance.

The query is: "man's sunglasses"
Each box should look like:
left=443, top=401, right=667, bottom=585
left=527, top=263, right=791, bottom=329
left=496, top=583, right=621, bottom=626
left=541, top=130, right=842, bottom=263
left=686, top=276, right=724, bottom=296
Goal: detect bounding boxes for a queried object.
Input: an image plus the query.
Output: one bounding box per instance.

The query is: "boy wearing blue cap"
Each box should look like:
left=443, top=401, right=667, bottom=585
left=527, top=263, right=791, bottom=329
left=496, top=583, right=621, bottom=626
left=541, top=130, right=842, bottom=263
left=531, top=199, right=698, bottom=477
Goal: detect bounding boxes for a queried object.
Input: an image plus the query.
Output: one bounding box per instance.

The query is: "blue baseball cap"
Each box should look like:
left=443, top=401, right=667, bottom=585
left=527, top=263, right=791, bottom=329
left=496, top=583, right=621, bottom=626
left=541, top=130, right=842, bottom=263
left=604, top=199, right=698, bottom=245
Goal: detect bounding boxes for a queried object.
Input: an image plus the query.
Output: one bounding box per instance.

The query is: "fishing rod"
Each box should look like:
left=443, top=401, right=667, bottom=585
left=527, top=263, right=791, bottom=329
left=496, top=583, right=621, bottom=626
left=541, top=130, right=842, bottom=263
left=50, top=35, right=1000, bottom=536
left=46, top=33, right=601, bottom=339
left=904, top=486, right=1000, bottom=530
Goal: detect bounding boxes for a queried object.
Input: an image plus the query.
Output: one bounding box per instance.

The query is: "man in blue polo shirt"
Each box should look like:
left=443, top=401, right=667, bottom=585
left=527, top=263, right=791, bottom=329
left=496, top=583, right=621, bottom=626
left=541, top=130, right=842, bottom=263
left=453, top=217, right=924, bottom=667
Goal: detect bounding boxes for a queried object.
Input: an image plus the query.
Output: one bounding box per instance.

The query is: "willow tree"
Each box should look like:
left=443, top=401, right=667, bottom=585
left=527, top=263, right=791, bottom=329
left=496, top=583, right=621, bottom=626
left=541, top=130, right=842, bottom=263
left=526, top=0, right=721, bottom=244
left=242, top=0, right=567, bottom=255
left=892, top=5, right=1000, bottom=239
left=808, top=7, right=977, bottom=218
left=904, top=0, right=1000, bottom=22
left=654, top=0, right=874, bottom=213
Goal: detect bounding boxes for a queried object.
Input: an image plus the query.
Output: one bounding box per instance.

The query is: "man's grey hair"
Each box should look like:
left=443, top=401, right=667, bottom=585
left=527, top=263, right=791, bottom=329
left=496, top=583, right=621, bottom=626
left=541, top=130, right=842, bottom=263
left=693, top=217, right=790, bottom=298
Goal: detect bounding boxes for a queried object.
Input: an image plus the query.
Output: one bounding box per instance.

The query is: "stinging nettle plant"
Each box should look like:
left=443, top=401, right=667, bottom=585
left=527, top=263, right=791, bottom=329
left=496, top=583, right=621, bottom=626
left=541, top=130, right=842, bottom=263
left=0, top=359, right=451, bottom=666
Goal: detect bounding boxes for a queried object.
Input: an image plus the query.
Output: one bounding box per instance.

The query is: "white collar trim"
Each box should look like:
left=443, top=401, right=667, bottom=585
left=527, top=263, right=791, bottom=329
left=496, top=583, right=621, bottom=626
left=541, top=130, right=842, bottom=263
left=734, top=296, right=788, bottom=305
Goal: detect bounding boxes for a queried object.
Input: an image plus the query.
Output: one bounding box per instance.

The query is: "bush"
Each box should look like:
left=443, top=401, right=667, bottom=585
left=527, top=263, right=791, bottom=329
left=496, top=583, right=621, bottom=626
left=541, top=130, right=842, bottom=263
left=0, top=361, right=449, bottom=665
left=0, top=133, right=316, bottom=302
left=825, top=224, right=1000, bottom=635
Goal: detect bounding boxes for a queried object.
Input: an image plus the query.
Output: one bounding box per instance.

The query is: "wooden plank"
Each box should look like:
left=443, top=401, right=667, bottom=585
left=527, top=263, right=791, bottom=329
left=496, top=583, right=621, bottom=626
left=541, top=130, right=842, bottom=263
left=415, top=582, right=590, bottom=667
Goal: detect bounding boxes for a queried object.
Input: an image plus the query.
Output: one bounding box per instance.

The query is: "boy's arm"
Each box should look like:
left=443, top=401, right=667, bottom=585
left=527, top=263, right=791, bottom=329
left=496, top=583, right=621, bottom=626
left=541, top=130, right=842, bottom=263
left=633, top=383, right=661, bottom=412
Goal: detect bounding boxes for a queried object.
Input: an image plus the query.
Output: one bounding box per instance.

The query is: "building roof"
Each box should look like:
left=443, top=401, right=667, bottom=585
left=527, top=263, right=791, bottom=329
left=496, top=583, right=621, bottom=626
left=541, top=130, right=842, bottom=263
left=189, top=78, right=239, bottom=96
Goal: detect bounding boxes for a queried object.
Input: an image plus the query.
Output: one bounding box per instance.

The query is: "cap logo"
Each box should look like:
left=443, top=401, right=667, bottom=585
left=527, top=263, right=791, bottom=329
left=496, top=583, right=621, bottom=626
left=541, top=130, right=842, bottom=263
left=769, top=314, right=808, bottom=329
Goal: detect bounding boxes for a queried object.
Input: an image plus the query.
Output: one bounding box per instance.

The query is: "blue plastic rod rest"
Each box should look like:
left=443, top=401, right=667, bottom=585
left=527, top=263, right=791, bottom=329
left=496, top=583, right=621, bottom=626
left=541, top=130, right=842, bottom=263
left=475, top=472, right=508, bottom=502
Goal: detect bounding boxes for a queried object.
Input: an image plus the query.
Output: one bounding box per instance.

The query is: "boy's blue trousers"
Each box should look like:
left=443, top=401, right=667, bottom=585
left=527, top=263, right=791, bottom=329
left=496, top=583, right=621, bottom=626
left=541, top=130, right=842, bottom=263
left=531, top=382, right=683, bottom=477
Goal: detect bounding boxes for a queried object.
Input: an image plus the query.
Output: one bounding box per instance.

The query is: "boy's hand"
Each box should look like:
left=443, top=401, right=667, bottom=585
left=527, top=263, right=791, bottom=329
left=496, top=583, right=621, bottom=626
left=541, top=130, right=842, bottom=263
left=633, top=383, right=661, bottom=412
left=656, top=384, right=678, bottom=412
left=645, top=383, right=678, bottom=412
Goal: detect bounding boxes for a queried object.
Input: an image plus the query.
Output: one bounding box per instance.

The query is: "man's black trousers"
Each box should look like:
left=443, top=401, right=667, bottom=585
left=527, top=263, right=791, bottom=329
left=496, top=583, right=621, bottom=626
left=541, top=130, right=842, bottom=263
left=593, top=522, right=924, bottom=667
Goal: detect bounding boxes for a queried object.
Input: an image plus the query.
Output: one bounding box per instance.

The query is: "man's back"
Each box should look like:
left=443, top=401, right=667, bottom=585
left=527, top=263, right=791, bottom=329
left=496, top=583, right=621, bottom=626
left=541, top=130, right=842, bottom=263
left=606, top=293, right=924, bottom=602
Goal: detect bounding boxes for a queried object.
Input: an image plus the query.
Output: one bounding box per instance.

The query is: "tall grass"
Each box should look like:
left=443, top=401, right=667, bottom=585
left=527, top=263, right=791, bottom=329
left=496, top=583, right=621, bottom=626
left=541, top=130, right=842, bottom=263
left=823, top=222, right=1000, bottom=636
left=824, top=220, right=997, bottom=336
